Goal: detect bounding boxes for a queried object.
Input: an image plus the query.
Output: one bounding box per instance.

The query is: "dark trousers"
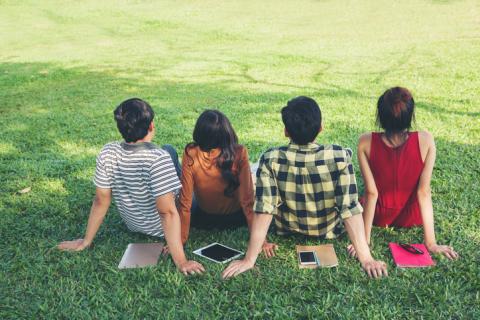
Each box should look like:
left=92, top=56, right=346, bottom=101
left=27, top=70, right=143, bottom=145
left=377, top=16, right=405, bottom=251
left=190, top=202, right=247, bottom=230
left=162, top=144, right=181, bottom=178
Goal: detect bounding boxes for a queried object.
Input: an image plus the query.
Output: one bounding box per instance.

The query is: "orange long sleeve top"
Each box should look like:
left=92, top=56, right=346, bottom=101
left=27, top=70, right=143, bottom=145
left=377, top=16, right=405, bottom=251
left=179, top=145, right=254, bottom=243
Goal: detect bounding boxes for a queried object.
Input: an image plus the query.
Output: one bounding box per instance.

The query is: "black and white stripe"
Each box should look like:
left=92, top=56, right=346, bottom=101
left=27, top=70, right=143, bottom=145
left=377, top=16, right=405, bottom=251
left=94, top=142, right=181, bottom=237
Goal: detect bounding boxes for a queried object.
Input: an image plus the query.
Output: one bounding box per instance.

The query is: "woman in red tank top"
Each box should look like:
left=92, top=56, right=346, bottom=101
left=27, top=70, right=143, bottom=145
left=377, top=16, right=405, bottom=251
left=349, top=87, right=458, bottom=260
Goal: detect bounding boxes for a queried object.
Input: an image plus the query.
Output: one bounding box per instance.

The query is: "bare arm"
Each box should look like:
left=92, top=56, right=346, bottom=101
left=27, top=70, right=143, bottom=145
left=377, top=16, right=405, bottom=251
left=357, top=133, right=377, bottom=244
left=238, top=148, right=278, bottom=257
left=58, top=187, right=112, bottom=251
left=344, top=214, right=386, bottom=277
left=156, top=192, right=206, bottom=274
left=336, top=149, right=387, bottom=278
left=418, top=132, right=436, bottom=247
left=221, top=213, right=273, bottom=279
left=417, top=132, right=458, bottom=259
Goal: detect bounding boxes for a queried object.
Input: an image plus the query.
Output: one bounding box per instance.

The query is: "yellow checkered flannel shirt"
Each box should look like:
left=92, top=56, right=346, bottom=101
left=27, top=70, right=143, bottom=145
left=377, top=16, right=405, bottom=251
left=254, top=143, right=363, bottom=238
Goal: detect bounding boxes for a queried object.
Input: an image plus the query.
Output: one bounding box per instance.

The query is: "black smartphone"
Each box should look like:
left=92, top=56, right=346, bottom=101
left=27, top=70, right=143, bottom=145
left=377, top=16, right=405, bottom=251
left=298, top=251, right=318, bottom=265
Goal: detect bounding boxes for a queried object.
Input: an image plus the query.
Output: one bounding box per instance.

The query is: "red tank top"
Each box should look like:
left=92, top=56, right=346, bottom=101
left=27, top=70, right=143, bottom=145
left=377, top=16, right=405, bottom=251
left=369, top=132, right=424, bottom=227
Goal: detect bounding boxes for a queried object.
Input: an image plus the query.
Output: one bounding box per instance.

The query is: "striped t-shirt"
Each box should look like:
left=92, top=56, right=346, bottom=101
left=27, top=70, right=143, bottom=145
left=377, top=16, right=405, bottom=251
left=94, top=141, right=181, bottom=237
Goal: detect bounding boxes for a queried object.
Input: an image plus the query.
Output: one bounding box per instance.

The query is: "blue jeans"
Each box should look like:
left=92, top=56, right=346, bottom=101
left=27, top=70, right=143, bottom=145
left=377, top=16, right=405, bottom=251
left=161, top=144, right=181, bottom=178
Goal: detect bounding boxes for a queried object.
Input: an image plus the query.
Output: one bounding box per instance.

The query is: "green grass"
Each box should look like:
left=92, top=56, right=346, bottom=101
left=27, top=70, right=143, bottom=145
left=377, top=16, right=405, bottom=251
left=1, top=0, right=479, bottom=318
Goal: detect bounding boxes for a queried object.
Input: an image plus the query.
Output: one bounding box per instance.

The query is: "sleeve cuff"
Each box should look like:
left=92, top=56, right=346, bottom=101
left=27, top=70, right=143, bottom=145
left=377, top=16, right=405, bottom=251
left=94, top=179, right=111, bottom=189
left=339, top=201, right=363, bottom=220
left=253, top=201, right=275, bottom=214
left=152, top=185, right=181, bottom=199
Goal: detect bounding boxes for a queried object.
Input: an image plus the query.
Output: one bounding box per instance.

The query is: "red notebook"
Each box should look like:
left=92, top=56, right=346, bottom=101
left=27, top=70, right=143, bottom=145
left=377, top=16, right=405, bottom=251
left=389, top=243, right=435, bottom=268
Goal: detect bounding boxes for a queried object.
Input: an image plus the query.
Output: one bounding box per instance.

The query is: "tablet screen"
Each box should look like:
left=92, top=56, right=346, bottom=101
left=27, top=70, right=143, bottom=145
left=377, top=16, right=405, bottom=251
left=198, top=243, right=242, bottom=263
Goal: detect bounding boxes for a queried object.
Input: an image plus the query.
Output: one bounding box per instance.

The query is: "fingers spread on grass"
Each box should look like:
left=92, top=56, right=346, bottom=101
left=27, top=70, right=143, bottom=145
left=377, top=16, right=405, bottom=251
left=366, top=268, right=373, bottom=278
left=264, top=248, right=274, bottom=258
left=445, top=250, right=457, bottom=260
left=197, top=263, right=206, bottom=273
left=347, top=244, right=357, bottom=258
left=161, top=246, right=169, bottom=256
left=448, top=248, right=459, bottom=260
left=222, top=261, right=240, bottom=279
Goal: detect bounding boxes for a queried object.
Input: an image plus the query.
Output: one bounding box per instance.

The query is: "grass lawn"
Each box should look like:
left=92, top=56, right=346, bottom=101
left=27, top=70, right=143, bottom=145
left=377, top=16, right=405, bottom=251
left=1, top=0, right=479, bottom=318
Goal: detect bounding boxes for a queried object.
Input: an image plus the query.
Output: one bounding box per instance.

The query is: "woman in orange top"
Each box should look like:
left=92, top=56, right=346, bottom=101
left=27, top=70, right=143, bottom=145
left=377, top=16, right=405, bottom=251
left=179, top=110, right=276, bottom=256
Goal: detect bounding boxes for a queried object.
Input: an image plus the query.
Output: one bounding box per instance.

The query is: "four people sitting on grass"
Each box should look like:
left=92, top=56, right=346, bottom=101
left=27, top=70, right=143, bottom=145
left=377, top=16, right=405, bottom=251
left=58, top=88, right=458, bottom=279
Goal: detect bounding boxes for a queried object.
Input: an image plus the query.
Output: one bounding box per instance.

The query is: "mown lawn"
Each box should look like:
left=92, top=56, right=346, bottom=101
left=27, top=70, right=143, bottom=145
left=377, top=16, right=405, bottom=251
left=0, top=0, right=479, bottom=318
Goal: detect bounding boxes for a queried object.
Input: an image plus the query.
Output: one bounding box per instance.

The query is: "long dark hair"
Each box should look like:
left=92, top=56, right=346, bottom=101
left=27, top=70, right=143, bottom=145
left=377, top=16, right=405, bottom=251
left=185, top=110, right=240, bottom=197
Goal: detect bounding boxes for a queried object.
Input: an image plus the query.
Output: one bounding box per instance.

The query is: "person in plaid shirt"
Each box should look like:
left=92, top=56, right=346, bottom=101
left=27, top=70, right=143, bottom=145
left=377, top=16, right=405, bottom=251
left=223, top=96, right=388, bottom=279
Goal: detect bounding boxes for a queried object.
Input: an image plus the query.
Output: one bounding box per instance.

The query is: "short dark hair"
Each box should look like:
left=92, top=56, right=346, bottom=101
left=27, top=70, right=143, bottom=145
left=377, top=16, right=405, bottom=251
left=281, top=96, right=322, bottom=145
left=376, top=87, right=415, bottom=133
left=114, top=98, right=155, bottom=143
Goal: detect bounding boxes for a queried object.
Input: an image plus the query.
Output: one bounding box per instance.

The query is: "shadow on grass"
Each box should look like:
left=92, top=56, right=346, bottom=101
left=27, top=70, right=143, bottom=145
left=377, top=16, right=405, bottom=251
left=1, top=61, right=478, bottom=243
left=417, top=101, right=480, bottom=118
left=0, top=61, right=373, bottom=246
left=0, top=62, right=479, bottom=318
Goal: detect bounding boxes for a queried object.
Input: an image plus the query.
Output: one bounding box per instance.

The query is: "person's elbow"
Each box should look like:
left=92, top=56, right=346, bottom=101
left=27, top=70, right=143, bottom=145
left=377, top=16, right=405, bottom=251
left=417, top=185, right=431, bottom=199
left=93, top=192, right=111, bottom=208
left=365, top=189, right=378, bottom=200
left=157, top=206, right=178, bottom=217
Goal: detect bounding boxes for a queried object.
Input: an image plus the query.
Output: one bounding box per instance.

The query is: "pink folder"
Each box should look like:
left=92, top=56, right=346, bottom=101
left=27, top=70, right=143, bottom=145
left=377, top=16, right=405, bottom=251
left=389, top=243, right=435, bottom=268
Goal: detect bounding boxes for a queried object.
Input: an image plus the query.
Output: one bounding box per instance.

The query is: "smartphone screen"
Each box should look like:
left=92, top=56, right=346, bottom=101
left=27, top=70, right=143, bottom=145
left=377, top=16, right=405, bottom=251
left=299, top=251, right=317, bottom=264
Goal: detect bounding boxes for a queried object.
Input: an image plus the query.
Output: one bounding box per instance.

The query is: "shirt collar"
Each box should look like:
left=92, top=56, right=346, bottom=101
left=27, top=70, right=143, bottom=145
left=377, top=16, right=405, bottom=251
left=121, top=141, right=158, bottom=152
left=288, top=142, right=319, bottom=151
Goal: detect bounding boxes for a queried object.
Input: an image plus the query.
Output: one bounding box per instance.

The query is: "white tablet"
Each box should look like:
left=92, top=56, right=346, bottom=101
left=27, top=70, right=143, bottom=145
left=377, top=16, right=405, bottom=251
left=193, top=242, right=243, bottom=264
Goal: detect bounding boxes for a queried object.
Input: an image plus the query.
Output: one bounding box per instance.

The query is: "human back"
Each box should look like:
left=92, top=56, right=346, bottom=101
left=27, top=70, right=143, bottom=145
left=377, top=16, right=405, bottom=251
left=359, top=87, right=433, bottom=227
left=179, top=110, right=254, bottom=243
left=58, top=97, right=206, bottom=275
left=368, top=131, right=424, bottom=226
left=257, top=142, right=359, bottom=238
left=182, top=143, right=250, bottom=215
left=222, top=96, right=389, bottom=279
left=354, top=87, right=458, bottom=260
left=254, top=96, right=363, bottom=238
left=95, top=141, right=180, bottom=236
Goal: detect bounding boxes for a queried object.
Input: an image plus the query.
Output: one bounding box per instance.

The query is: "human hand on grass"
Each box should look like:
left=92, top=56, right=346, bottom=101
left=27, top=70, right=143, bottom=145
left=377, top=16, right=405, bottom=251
left=360, top=258, right=388, bottom=278
left=57, top=239, right=91, bottom=251
left=427, top=244, right=459, bottom=260
left=161, top=245, right=169, bottom=256
left=347, top=244, right=357, bottom=258
left=221, top=258, right=255, bottom=279
left=262, top=242, right=278, bottom=258
left=177, top=260, right=205, bottom=276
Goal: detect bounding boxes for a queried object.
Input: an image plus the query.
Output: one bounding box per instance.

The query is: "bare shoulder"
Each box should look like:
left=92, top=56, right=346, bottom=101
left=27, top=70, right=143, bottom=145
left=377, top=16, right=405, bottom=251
left=417, top=131, right=435, bottom=162
left=358, top=132, right=372, bottom=150
left=418, top=130, right=435, bottom=147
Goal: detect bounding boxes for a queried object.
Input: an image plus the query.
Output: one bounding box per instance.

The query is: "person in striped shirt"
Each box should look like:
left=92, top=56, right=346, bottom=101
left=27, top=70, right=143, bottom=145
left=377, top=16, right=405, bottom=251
left=58, top=98, right=205, bottom=276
